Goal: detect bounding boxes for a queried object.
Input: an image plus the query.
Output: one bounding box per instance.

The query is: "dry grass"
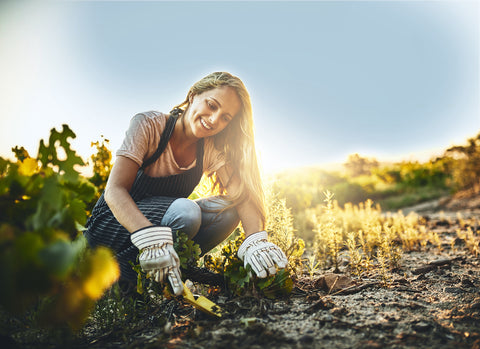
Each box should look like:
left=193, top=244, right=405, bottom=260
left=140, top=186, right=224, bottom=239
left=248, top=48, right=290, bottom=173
left=309, top=192, right=468, bottom=278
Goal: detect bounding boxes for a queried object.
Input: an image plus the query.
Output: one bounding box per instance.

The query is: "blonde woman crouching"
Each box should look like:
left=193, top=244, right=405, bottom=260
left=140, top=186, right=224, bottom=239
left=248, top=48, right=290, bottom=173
left=85, top=72, right=287, bottom=295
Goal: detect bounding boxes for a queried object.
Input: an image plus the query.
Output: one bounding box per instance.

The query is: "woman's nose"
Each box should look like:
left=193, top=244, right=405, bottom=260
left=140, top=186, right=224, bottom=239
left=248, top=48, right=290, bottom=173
left=208, top=113, right=219, bottom=125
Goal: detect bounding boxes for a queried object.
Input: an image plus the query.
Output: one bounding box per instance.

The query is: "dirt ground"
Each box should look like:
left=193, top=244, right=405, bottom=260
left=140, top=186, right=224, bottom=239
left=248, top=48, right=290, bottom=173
left=3, top=191, right=480, bottom=349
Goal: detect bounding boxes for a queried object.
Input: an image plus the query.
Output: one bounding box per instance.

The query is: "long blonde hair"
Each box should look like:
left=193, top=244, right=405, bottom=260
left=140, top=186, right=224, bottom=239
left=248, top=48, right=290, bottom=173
left=173, top=72, right=266, bottom=227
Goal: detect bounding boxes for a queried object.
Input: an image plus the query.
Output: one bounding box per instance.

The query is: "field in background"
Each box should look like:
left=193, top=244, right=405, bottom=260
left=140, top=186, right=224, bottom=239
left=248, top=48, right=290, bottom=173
left=269, top=131, right=480, bottom=242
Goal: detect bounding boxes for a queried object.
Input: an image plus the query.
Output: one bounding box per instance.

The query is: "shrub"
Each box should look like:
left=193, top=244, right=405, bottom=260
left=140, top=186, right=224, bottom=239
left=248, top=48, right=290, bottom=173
left=0, top=125, right=119, bottom=329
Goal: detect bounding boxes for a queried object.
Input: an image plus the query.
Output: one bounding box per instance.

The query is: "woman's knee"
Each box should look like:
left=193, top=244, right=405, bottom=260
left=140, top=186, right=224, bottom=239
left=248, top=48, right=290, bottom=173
left=161, top=198, right=202, bottom=238
left=196, top=196, right=240, bottom=229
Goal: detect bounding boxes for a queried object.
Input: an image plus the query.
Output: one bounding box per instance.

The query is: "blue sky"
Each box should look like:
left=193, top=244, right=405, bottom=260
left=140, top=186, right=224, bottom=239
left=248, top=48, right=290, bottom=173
left=0, top=0, right=478, bottom=173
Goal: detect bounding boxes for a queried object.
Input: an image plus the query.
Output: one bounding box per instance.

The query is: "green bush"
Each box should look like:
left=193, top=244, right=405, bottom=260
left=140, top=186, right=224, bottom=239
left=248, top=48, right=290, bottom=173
left=329, top=181, right=368, bottom=206
left=0, top=125, right=119, bottom=330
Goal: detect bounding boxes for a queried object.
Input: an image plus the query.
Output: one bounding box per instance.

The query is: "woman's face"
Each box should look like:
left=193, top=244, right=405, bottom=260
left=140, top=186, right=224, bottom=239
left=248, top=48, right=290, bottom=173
left=185, top=86, right=241, bottom=139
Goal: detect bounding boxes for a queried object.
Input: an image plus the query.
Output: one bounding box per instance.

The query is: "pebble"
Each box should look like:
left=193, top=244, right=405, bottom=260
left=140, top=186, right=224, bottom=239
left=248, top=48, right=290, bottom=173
left=314, top=314, right=334, bottom=322
left=299, top=334, right=314, bottom=343
left=413, top=321, right=432, bottom=332
left=163, top=321, right=172, bottom=334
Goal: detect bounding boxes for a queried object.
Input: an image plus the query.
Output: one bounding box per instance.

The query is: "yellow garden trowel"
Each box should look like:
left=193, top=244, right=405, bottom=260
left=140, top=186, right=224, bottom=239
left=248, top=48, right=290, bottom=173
left=181, top=282, right=223, bottom=317
left=165, top=281, right=223, bottom=317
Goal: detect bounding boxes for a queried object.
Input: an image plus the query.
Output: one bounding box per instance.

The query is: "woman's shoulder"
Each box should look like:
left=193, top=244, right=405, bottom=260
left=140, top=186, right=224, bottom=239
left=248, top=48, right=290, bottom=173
left=132, top=110, right=168, bottom=122
left=130, top=111, right=168, bottom=132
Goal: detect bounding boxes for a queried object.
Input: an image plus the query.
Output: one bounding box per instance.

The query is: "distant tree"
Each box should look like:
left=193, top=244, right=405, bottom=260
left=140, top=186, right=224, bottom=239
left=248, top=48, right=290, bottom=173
left=372, top=166, right=401, bottom=184
left=344, top=153, right=379, bottom=177
left=444, top=132, right=480, bottom=191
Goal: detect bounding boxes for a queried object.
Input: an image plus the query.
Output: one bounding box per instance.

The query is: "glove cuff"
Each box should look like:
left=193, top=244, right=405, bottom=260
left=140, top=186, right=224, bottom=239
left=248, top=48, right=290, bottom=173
left=238, top=230, right=268, bottom=260
left=131, top=225, right=173, bottom=250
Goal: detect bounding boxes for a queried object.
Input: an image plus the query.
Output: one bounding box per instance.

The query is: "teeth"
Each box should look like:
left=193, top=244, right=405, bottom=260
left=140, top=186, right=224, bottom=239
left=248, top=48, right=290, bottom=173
left=200, top=119, right=212, bottom=130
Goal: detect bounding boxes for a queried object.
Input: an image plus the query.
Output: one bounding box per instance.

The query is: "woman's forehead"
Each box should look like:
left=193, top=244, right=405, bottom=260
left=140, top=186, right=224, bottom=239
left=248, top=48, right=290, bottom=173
left=201, top=87, right=241, bottom=111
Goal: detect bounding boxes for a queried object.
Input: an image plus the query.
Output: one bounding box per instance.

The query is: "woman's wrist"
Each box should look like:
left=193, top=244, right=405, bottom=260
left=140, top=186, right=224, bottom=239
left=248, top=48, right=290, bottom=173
left=130, top=226, right=173, bottom=250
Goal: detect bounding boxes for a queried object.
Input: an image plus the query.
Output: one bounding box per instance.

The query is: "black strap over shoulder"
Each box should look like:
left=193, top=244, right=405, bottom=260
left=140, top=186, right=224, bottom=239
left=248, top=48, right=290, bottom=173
left=140, top=112, right=179, bottom=170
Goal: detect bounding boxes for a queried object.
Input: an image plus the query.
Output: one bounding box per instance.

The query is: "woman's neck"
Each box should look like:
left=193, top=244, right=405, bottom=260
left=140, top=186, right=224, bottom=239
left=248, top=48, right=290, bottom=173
left=171, top=116, right=198, bottom=148
left=169, top=116, right=199, bottom=168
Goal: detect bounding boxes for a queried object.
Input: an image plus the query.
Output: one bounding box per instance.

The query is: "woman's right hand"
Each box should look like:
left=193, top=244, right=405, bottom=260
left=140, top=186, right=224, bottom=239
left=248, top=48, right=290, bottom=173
left=130, top=225, right=184, bottom=295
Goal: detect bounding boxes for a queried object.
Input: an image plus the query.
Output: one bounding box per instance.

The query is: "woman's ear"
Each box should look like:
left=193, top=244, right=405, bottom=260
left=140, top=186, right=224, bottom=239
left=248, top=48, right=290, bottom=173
left=188, top=93, right=195, bottom=104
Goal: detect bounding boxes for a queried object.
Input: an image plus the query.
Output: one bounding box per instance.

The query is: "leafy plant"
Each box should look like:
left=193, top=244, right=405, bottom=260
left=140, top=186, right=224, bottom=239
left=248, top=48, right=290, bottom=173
left=174, top=231, right=202, bottom=270
left=87, top=136, right=113, bottom=207
left=204, top=228, right=294, bottom=298
left=132, top=231, right=202, bottom=296
left=457, top=226, right=479, bottom=257
left=314, top=190, right=342, bottom=273
left=264, top=185, right=305, bottom=276
left=0, top=125, right=119, bottom=330
left=304, top=254, right=321, bottom=277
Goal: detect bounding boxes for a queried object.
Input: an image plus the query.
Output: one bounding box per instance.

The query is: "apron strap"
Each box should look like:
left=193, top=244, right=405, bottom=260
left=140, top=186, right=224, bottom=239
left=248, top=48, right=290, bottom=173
left=140, top=112, right=178, bottom=170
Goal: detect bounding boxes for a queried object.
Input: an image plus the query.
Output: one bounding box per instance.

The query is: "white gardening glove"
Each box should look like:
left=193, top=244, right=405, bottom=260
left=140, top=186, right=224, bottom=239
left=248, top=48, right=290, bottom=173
left=130, top=226, right=184, bottom=295
left=237, top=231, right=288, bottom=278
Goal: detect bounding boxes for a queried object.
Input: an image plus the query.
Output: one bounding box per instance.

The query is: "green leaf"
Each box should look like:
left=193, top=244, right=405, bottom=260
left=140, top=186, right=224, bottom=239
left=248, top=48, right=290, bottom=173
left=174, top=231, right=201, bottom=270
left=15, top=232, right=45, bottom=266
left=37, top=124, right=85, bottom=182
left=256, top=275, right=275, bottom=289
left=0, top=157, right=9, bottom=174
left=68, top=198, right=87, bottom=226
left=11, top=146, right=30, bottom=162
left=259, top=269, right=293, bottom=298
left=42, top=177, right=63, bottom=211
left=29, top=176, right=63, bottom=231
left=38, top=239, right=76, bottom=278
left=71, top=233, right=88, bottom=256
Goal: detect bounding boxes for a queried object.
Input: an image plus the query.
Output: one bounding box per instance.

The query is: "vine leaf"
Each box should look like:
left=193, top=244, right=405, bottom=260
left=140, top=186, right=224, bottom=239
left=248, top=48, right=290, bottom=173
left=37, top=125, right=85, bottom=182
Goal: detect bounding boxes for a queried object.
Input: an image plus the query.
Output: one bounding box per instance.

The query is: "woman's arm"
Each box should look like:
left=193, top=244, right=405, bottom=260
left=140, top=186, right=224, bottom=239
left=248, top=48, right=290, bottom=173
left=217, top=165, right=288, bottom=277
left=105, top=155, right=184, bottom=295
left=104, top=156, right=153, bottom=233
left=216, top=166, right=263, bottom=237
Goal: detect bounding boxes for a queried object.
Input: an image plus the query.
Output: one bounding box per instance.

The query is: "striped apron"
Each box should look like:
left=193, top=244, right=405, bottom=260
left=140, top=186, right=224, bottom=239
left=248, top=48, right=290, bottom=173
left=84, top=111, right=204, bottom=281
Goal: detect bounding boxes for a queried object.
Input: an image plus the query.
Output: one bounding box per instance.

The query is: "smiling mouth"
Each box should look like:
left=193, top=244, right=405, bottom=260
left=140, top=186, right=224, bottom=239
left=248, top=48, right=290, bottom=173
left=200, top=118, right=213, bottom=130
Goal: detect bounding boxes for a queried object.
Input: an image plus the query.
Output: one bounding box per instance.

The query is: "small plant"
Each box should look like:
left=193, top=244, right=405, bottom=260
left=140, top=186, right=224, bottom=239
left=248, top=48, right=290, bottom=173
left=457, top=227, right=479, bottom=257
left=204, top=228, right=294, bottom=298
left=132, top=231, right=202, bottom=295
left=264, top=185, right=305, bottom=276
left=346, top=232, right=363, bottom=276
left=380, top=223, right=402, bottom=268
left=376, top=249, right=391, bottom=286
left=304, top=254, right=321, bottom=278
left=174, top=231, right=202, bottom=270
left=311, top=194, right=435, bottom=279
left=314, top=190, right=343, bottom=272
left=89, top=283, right=147, bottom=333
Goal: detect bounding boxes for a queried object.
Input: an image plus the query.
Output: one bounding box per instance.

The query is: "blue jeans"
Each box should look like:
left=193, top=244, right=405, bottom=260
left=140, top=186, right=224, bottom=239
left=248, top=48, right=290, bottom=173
left=160, top=196, right=240, bottom=255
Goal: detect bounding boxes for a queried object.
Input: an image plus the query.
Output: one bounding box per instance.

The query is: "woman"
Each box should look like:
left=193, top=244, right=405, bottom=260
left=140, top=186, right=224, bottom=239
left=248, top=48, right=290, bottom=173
left=85, top=72, right=287, bottom=296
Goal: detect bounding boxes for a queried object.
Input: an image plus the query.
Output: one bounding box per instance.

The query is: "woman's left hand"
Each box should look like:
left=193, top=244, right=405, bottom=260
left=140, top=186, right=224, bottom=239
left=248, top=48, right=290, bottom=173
left=237, top=231, right=288, bottom=278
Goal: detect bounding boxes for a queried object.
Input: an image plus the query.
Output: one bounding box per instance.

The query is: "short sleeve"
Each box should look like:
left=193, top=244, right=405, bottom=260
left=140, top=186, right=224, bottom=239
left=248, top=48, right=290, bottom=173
left=116, top=111, right=166, bottom=166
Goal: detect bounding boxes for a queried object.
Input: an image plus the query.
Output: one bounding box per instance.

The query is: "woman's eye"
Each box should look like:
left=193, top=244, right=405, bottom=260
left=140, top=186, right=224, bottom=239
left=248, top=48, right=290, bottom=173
left=207, top=101, right=216, bottom=110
